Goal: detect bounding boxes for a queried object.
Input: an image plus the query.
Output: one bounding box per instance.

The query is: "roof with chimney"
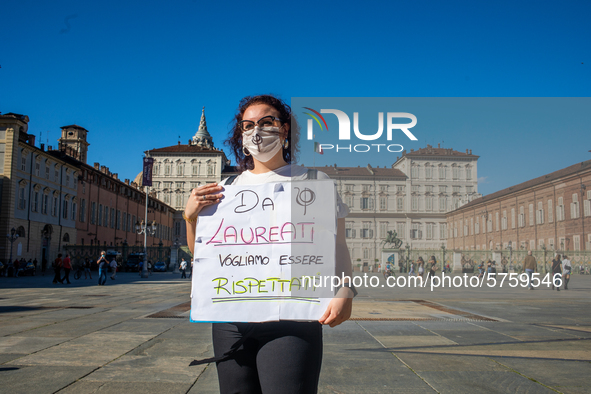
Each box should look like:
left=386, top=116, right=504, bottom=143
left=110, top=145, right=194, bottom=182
left=147, top=144, right=224, bottom=154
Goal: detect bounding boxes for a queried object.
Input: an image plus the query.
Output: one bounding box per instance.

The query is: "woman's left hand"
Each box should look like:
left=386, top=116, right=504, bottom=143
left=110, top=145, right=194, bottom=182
left=318, top=289, right=353, bottom=328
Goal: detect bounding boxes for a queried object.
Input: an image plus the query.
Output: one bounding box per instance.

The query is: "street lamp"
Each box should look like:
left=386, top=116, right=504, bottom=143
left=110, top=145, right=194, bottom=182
left=405, top=243, right=411, bottom=273
left=441, top=244, right=446, bottom=273
left=541, top=244, right=548, bottom=274
left=172, top=238, right=181, bottom=274
left=135, top=220, right=156, bottom=278
left=6, top=228, right=19, bottom=275
left=507, top=243, right=513, bottom=272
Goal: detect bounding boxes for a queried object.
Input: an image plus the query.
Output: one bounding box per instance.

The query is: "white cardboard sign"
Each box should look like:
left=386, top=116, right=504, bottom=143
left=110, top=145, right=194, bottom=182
left=190, top=180, right=336, bottom=323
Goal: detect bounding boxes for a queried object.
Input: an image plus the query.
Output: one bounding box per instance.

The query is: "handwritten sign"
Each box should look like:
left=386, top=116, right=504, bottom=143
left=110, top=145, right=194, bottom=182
left=190, top=180, right=337, bottom=323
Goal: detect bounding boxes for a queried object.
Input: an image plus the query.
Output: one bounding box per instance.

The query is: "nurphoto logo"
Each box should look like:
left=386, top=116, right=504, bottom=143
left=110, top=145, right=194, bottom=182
left=303, top=107, right=418, bottom=154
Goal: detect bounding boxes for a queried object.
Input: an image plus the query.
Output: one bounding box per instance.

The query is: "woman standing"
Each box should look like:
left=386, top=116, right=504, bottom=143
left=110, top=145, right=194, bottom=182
left=184, top=95, right=353, bottom=394
left=551, top=254, right=561, bottom=291
left=417, top=257, right=424, bottom=278
left=428, top=256, right=438, bottom=282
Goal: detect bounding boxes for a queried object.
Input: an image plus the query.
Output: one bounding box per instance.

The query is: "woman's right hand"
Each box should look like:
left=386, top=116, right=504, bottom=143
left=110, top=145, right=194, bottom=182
left=184, top=183, right=224, bottom=222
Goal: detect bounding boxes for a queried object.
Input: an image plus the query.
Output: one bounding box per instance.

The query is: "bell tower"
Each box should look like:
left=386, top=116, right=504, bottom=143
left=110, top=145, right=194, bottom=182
left=58, top=125, right=90, bottom=163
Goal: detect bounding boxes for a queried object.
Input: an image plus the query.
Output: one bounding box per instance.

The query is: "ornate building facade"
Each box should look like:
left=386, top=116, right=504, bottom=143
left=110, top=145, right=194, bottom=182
left=0, top=114, right=78, bottom=264
left=312, top=144, right=480, bottom=269
left=146, top=108, right=238, bottom=246
left=447, top=159, right=591, bottom=252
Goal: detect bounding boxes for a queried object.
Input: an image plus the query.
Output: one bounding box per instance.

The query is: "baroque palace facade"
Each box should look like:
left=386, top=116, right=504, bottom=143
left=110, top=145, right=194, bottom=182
left=0, top=112, right=175, bottom=265
left=145, top=108, right=238, bottom=246
left=446, top=159, right=591, bottom=252
left=312, top=145, right=480, bottom=268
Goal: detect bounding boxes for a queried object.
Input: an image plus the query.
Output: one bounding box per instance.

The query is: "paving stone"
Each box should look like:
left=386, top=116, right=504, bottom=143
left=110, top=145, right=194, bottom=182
left=0, top=365, right=95, bottom=394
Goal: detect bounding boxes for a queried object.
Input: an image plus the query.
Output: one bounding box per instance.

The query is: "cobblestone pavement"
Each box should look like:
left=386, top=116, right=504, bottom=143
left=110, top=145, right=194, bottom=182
left=1, top=272, right=590, bottom=393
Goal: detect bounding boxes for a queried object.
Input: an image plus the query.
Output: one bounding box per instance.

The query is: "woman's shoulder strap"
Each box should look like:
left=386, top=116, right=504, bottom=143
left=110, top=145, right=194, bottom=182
left=224, top=175, right=238, bottom=185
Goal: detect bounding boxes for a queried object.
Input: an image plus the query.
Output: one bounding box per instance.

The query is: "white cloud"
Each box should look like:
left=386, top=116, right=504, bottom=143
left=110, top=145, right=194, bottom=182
left=477, top=176, right=489, bottom=184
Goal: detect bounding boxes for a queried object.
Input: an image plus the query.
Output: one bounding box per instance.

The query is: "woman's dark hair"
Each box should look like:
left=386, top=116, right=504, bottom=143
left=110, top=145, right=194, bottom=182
left=226, top=94, right=300, bottom=171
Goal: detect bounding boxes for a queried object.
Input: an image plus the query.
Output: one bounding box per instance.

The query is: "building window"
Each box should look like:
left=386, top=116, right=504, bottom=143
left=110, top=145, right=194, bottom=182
left=452, top=167, right=459, bottom=180
left=379, top=196, right=387, bottom=210
left=345, top=195, right=353, bottom=209
left=427, top=223, right=434, bottom=239
left=176, top=193, right=183, bottom=207
left=361, top=197, right=374, bottom=210
left=190, top=182, right=198, bottom=190
left=33, top=191, right=39, bottom=212
left=440, top=223, right=447, bottom=239
left=177, top=164, right=184, bottom=175
left=439, top=197, right=446, bottom=212
left=379, top=222, right=388, bottom=238
left=548, top=200, right=553, bottom=223
left=90, top=202, right=96, bottom=224
left=122, top=212, right=127, bottom=231
left=411, top=166, right=419, bottom=179
left=411, top=185, right=419, bottom=193
left=192, top=165, right=198, bottom=175
left=361, top=222, right=373, bottom=239
left=396, top=185, right=404, bottom=192
left=62, top=200, right=68, bottom=219
left=466, top=168, right=472, bottom=180
left=410, top=223, right=421, bottom=239
left=425, top=166, right=432, bottom=179
left=43, top=194, right=49, bottom=214
left=45, top=166, right=50, bottom=179
left=35, top=162, right=40, bottom=176
left=117, top=210, right=121, bottom=230
left=536, top=202, right=544, bottom=224
left=18, top=186, right=26, bottom=209
left=397, top=197, right=403, bottom=211
left=475, top=217, right=480, bottom=234
left=54, top=165, right=59, bottom=181
left=397, top=222, right=405, bottom=239
left=452, top=185, right=460, bottom=193
left=557, top=197, right=565, bottom=221
left=80, top=199, right=86, bottom=222
left=345, top=222, right=355, bottom=238
left=585, top=190, right=591, bottom=217
left=439, top=166, right=446, bottom=179
left=518, top=206, right=525, bottom=227
left=411, top=197, right=418, bottom=211
left=502, top=211, right=507, bottom=230
left=570, top=194, right=579, bottom=219
left=52, top=196, right=58, bottom=216
left=380, top=185, right=388, bottom=192
left=511, top=208, right=515, bottom=229
left=110, top=208, right=115, bottom=228
left=345, top=184, right=354, bottom=192
left=495, top=212, right=500, bottom=231
left=98, top=205, right=103, bottom=226
left=425, top=197, right=433, bottom=211
left=207, top=164, right=214, bottom=176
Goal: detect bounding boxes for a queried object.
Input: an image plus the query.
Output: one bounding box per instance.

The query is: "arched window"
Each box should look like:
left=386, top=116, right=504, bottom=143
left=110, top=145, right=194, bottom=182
left=16, top=226, right=26, bottom=238
left=63, top=233, right=70, bottom=243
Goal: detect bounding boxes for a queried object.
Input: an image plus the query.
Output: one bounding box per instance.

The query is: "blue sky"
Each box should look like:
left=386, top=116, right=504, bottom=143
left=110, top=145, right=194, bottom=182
left=1, top=0, right=589, bottom=195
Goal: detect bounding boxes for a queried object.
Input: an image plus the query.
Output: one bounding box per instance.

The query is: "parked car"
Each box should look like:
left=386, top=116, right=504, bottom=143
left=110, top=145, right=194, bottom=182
left=125, top=253, right=144, bottom=272
left=153, top=261, right=167, bottom=272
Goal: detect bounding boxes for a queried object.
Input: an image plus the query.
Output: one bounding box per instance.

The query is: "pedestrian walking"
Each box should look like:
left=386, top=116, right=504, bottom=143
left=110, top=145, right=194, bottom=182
left=409, top=261, right=415, bottom=276
left=147, top=261, right=152, bottom=275
left=97, top=251, right=108, bottom=286
left=84, top=258, right=92, bottom=279
left=418, top=259, right=424, bottom=278
left=428, top=256, right=438, bottom=284
left=13, top=259, right=20, bottom=278
left=188, top=259, right=193, bottom=279
left=52, top=254, right=63, bottom=284
left=110, top=257, right=118, bottom=280
left=551, top=254, right=562, bottom=291
left=562, top=255, right=572, bottom=290
left=60, top=254, right=72, bottom=284
left=180, top=258, right=187, bottom=279
left=138, top=261, right=144, bottom=276
left=523, top=250, right=537, bottom=290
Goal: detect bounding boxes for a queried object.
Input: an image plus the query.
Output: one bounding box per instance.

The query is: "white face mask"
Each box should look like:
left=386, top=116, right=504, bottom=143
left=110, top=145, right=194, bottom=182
left=242, top=126, right=283, bottom=163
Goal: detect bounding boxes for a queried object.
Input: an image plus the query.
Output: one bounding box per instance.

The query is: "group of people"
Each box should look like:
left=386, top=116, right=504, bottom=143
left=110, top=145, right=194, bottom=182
left=0, top=258, right=38, bottom=277
left=407, top=256, right=439, bottom=281
left=550, top=253, right=572, bottom=291
left=523, top=250, right=572, bottom=290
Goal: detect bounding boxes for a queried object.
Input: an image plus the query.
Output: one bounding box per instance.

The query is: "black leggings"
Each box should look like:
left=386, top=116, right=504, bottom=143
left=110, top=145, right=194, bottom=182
left=213, top=321, right=323, bottom=394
